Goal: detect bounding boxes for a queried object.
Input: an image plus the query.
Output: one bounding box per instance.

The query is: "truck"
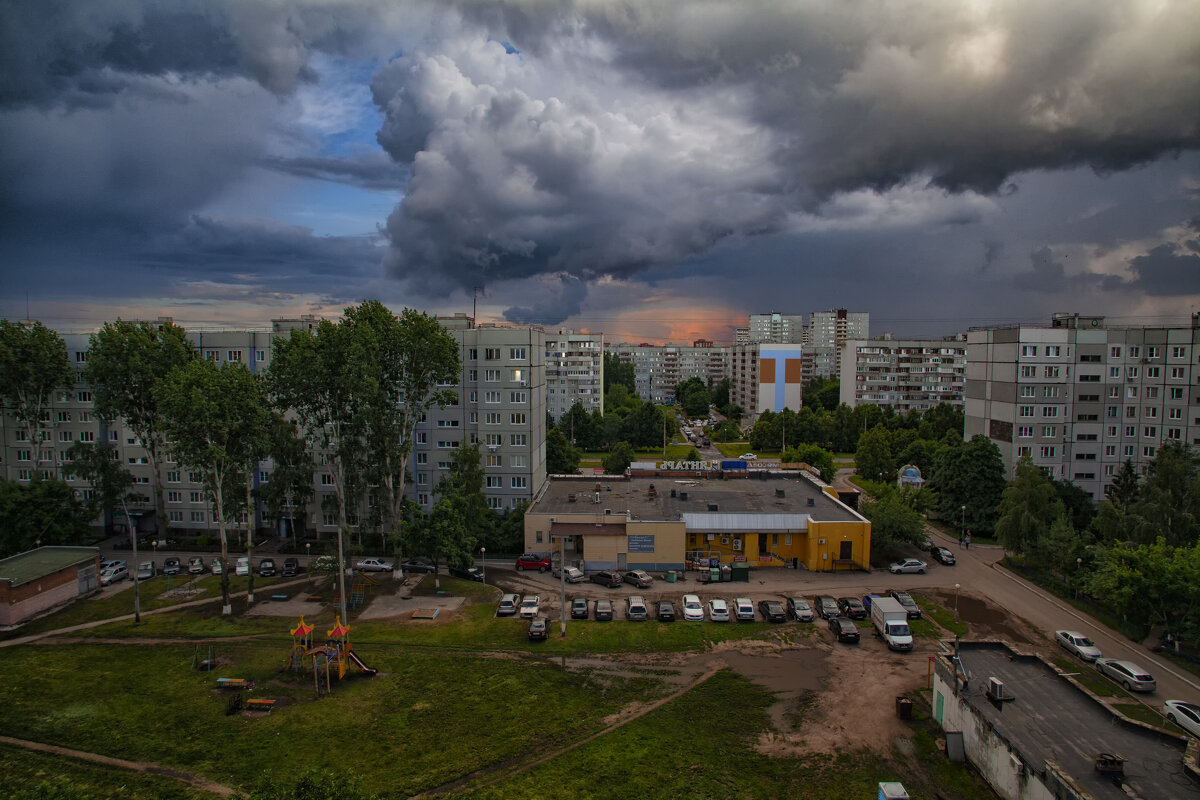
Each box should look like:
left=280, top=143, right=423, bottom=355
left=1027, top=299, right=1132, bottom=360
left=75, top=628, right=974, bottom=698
left=871, top=596, right=913, bottom=652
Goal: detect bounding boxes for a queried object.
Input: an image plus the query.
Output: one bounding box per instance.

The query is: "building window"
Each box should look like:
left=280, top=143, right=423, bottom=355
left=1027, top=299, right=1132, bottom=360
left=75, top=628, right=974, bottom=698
left=1171, top=367, right=1185, bottom=379
left=191, top=511, right=206, bottom=523
left=415, top=452, right=427, bottom=465
left=1019, top=406, right=1034, bottom=418
left=511, top=476, right=527, bottom=489
left=205, top=350, right=218, bottom=361
left=488, top=497, right=503, bottom=510
left=227, top=350, right=241, bottom=362
left=484, top=369, right=501, bottom=382
left=1147, top=346, right=1159, bottom=358
left=1020, top=386, right=1035, bottom=397
left=1107, top=426, right=1118, bottom=436
left=485, top=476, right=502, bottom=488
left=1104, top=445, right=1116, bottom=456
left=77, top=390, right=92, bottom=402
left=1168, top=407, right=1182, bottom=420
left=1017, top=446, right=1031, bottom=457
left=1128, top=346, right=1141, bottom=358
left=1107, top=386, right=1120, bottom=398
left=509, top=391, right=527, bottom=403
left=509, top=434, right=528, bottom=446
left=436, top=419, right=460, bottom=428
left=415, top=432, right=427, bottom=444
left=1171, top=346, right=1186, bottom=358
left=1167, top=427, right=1181, bottom=440
left=437, top=440, right=455, bottom=449
left=485, top=412, right=501, bottom=424
left=1147, top=367, right=1160, bottom=378
left=485, top=455, right=502, bottom=467
left=1041, top=426, right=1055, bottom=437
left=485, top=391, right=501, bottom=403
left=1046, top=346, right=1061, bottom=357
left=1020, top=365, right=1036, bottom=378
left=1040, top=446, right=1056, bottom=458
left=511, top=413, right=526, bottom=425
left=1110, top=346, right=1122, bottom=358
left=1125, top=426, right=1136, bottom=437
left=57, top=411, right=71, bottom=422
left=1018, top=426, right=1033, bottom=438
left=510, top=347, right=527, bottom=360
left=485, top=348, right=501, bottom=360
left=1021, top=345, right=1037, bottom=357
left=511, top=454, right=527, bottom=468
left=1042, top=407, right=1058, bottom=418
left=467, top=348, right=478, bottom=360
left=1144, top=446, right=1156, bottom=458
left=417, top=472, right=428, bottom=485
left=1043, top=386, right=1060, bottom=398
left=169, top=511, right=183, bottom=523
left=1109, top=367, right=1120, bottom=378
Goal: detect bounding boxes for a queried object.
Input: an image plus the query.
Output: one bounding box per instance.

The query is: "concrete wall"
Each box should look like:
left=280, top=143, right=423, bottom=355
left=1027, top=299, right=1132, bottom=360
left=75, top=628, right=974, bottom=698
left=0, top=566, right=84, bottom=626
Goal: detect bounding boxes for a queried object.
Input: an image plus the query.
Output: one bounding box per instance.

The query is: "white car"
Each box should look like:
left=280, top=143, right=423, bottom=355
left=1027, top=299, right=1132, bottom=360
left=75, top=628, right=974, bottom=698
left=356, top=557, right=395, bottom=572
left=707, top=598, right=731, bottom=622
left=211, top=558, right=223, bottom=575
left=235, top=557, right=250, bottom=577
left=681, top=594, right=705, bottom=621
left=552, top=565, right=585, bottom=583
left=889, top=558, right=927, bottom=574
left=100, top=564, right=128, bottom=585
left=1055, top=630, right=1102, bottom=662
left=519, top=595, right=541, bottom=619
left=739, top=453, right=757, bottom=460
left=1095, top=658, right=1156, bottom=692
left=1163, top=700, right=1200, bottom=738
left=187, top=557, right=206, bottom=575
left=733, top=597, right=755, bottom=621
left=136, top=561, right=156, bottom=580
left=100, top=559, right=126, bottom=572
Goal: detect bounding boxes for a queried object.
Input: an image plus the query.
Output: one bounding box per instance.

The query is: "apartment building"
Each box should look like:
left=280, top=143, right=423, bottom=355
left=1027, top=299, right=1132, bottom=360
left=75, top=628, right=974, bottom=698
left=543, top=329, right=604, bottom=421
left=805, top=309, right=869, bottom=380
left=730, top=343, right=804, bottom=419
left=747, top=312, right=805, bottom=344
left=609, top=340, right=731, bottom=405
left=2, top=313, right=549, bottom=539
left=965, top=313, right=1200, bottom=503
left=839, top=335, right=967, bottom=412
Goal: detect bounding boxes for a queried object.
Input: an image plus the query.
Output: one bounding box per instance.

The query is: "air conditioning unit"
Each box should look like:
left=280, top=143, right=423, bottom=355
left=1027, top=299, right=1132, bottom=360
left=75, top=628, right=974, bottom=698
left=732, top=539, right=742, bottom=551
left=818, top=538, right=826, bottom=545
left=720, top=536, right=730, bottom=545
left=706, top=533, right=715, bottom=541
left=988, top=677, right=1005, bottom=700
left=519, top=380, right=527, bottom=386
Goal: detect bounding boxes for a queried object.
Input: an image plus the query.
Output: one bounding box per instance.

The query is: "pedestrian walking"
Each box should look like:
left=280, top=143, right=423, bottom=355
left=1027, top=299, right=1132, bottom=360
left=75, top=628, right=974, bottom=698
left=965, top=532, right=972, bottom=549
left=958, top=536, right=964, bottom=549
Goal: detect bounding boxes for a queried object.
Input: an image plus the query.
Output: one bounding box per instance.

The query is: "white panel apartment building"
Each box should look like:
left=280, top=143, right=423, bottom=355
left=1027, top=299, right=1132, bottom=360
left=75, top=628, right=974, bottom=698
left=747, top=313, right=805, bottom=344
left=839, top=336, right=967, bottom=411
left=609, top=340, right=730, bottom=405
left=806, top=309, right=869, bottom=379
left=965, top=313, right=1200, bottom=503
left=2, top=314, right=548, bottom=539
left=543, top=329, right=604, bottom=420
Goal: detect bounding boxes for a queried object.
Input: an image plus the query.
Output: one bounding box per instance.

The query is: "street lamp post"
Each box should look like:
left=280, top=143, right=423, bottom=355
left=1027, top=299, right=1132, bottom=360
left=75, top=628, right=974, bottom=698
left=960, top=505, right=966, bottom=546
left=954, top=583, right=961, bottom=619
left=480, top=546, right=486, bottom=586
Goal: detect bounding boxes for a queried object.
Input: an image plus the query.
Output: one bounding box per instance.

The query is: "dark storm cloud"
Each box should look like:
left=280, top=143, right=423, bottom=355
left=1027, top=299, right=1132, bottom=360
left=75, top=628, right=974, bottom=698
left=374, top=0, right=1200, bottom=299
left=258, top=152, right=409, bottom=191
left=502, top=274, right=588, bottom=325
left=1126, top=244, right=1200, bottom=295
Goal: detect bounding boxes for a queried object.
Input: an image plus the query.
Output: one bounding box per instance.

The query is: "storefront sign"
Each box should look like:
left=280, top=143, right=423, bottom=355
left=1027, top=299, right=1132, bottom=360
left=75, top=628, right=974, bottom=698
left=659, top=460, right=717, bottom=471
left=627, top=534, right=655, bottom=553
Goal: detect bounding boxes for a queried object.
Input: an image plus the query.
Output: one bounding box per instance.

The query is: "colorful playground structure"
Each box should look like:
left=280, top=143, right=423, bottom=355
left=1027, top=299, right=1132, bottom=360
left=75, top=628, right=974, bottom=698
left=285, top=615, right=377, bottom=695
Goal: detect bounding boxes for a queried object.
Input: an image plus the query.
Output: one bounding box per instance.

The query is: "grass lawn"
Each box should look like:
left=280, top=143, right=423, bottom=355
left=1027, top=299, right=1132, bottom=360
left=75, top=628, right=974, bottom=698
left=911, top=593, right=969, bottom=637
left=0, top=742, right=215, bottom=800
left=1050, top=657, right=1133, bottom=699
left=1111, top=702, right=1168, bottom=730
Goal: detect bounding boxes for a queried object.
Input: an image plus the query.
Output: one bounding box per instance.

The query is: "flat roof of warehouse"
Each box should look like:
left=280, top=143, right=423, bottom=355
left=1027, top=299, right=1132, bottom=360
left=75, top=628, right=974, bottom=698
left=0, top=547, right=99, bottom=587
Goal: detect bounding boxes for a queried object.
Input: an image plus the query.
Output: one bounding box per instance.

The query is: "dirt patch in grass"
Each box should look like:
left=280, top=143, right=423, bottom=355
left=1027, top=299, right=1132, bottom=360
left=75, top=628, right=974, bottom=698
left=924, top=588, right=1039, bottom=645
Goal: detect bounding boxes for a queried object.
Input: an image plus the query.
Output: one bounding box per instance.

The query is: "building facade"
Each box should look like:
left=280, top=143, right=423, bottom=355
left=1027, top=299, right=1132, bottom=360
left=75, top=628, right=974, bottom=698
left=805, top=309, right=869, bottom=379
left=543, top=329, right=604, bottom=421
left=839, top=335, right=967, bottom=411
left=609, top=341, right=730, bottom=405
left=965, top=313, right=1200, bottom=502
left=747, top=312, right=806, bottom=344
left=730, top=343, right=804, bottom=418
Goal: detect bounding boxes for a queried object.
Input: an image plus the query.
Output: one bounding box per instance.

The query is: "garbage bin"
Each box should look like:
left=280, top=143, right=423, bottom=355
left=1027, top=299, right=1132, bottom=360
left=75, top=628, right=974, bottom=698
left=895, top=696, right=913, bottom=721
left=666, top=570, right=677, bottom=583
left=719, top=564, right=732, bottom=582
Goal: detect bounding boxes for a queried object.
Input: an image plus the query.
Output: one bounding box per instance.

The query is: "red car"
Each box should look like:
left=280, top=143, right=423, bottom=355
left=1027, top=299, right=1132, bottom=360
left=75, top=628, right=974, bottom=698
left=515, top=553, right=551, bottom=572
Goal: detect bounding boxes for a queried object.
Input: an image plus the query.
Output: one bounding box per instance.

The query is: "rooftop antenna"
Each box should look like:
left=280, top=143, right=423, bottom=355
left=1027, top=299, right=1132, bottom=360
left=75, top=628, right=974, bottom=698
left=473, top=286, right=482, bottom=327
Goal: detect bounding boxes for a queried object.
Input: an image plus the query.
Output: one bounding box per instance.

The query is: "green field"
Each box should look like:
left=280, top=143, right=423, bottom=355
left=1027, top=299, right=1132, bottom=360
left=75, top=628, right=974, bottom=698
left=0, top=578, right=997, bottom=799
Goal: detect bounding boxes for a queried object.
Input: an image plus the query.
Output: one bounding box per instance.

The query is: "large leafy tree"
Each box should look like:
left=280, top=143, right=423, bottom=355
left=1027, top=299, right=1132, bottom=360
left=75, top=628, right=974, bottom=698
left=560, top=401, right=599, bottom=450
left=603, top=441, right=635, bottom=474
left=156, top=359, right=266, bottom=615
left=435, top=442, right=492, bottom=549
left=65, top=441, right=141, bottom=536
left=1085, top=538, right=1200, bottom=639
left=1104, top=460, right=1141, bottom=511
left=0, top=319, right=73, bottom=457
left=84, top=319, right=193, bottom=534
left=255, top=415, right=314, bottom=541
left=546, top=427, right=581, bottom=475
left=603, top=351, right=636, bottom=394
left=1128, top=441, right=1200, bottom=547
left=620, top=401, right=666, bottom=449
left=928, top=434, right=1005, bottom=537
left=674, top=376, right=711, bottom=417
left=781, top=443, right=835, bottom=482
left=994, top=455, right=1062, bottom=555
left=855, top=426, right=895, bottom=483
left=858, top=482, right=925, bottom=557
left=0, top=477, right=93, bottom=557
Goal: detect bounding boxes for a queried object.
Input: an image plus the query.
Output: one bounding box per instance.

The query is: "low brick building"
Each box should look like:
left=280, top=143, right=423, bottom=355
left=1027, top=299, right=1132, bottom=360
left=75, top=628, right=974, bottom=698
left=0, top=546, right=100, bottom=627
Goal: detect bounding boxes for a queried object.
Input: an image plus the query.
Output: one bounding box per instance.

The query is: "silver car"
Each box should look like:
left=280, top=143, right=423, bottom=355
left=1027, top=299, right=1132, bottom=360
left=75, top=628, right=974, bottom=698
left=707, top=598, right=730, bottom=622
left=1055, top=630, right=1102, bottom=662
left=1095, top=658, right=1156, bottom=692
left=787, top=596, right=814, bottom=622
left=552, top=565, right=585, bottom=583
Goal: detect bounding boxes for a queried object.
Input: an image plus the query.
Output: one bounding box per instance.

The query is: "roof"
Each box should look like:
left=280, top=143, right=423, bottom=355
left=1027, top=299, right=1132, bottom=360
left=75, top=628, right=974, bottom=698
left=530, top=473, right=864, bottom=524
left=681, top=513, right=809, bottom=532
left=0, top=547, right=99, bottom=587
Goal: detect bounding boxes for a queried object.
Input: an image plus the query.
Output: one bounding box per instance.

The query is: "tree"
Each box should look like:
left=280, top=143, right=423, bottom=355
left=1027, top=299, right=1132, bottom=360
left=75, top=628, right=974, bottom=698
left=255, top=415, right=314, bottom=542
left=674, top=376, right=711, bottom=417
left=858, top=483, right=925, bottom=557
left=1104, top=460, right=1140, bottom=511
left=711, top=378, right=730, bottom=409
left=398, top=497, right=475, bottom=574
left=855, top=426, right=895, bottom=483
left=546, top=428, right=581, bottom=475
left=1128, top=441, right=1200, bottom=547
left=156, top=359, right=266, bottom=615
left=603, top=351, right=636, bottom=394
left=487, top=501, right=527, bottom=553
left=241, top=768, right=382, bottom=800
left=928, top=434, right=1005, bottom=537
left=0, top=319, right=74, bottom=456
left=65, top=441, right=140, bottom=536
left=560, top=402, right=599, bottom=450
left=1053, top=478, right=1096, bottom=533
left=994, top=456, right=1061, bottom=555
left=84, top=319, right=194, bottom=534
left=1084, top=538, right=1200, bottom=639
left=605, top=383, right=640, bottom=416
left=0, top=478, right=93, bottom=557
left=781, top=443, right=835, bottom=482
left=435, top=442, right=492, bottom=551
left=620, top=401, right=665, bottom=449
left=603, top=442, right=635, bottom=474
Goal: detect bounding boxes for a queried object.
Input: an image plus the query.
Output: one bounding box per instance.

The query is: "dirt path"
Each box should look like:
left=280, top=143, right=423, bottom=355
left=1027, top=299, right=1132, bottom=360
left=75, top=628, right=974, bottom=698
left=411, top=661, right=726, bottom=798
left=0, top=734, right=234, bottom=797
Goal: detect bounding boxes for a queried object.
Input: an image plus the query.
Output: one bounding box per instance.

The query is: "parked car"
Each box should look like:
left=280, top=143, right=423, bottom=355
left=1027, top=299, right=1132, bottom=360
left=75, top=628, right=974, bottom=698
left=235, top=557, right=250, bottom=577
left=497, top=593, right=522, bottom=616
left=625, top=596, right=649, bottom=621
left=828, top=617, right=861, bottom=643
left=733, top=597, right=756, bottom=621
left=681, top=594, right=705, bottom=621
left=282, top=557, right=299, bottom=577
left=594, top=599, right=614, bottom=621
left=552, top=565, right=585, bottom=583
left=187, top=557, right=206, bottom=575
left=162, top=557, right=182, bottom=576
left=889, top=558, right=927, bottom=574
left=356, top=557, right=394, bottom=572
left=100, top=559, right=126, bottom=572
left=519, top=595, right=541, bottom=619
left=837, top=596, right=868, bottom=620
left=590, top=570, right=622, bottom=588
left=449, top=565, right=484, bottom=582
left=515, top=553, right=551, bottom=572
left=211, top=558, right=223, bottom=575
left=100, top=564, right=128, bottom=585
left=570, top=597, right=589, bottom=620
left=657, top=600, right=676, bottom=621
left=623, top=569, right=654, bottom=588
left=707, top=598, right=731, bottom=622
left=258, top=558, right=277, bottom=577
left=888, top=590, right=922, bottom=619
left=787, top=596, right=814, bottom=622
left=930, top=546, right=957, bottom=565
left=136, top=561, right=156, bottom=580
left=1095, top=658, right=1156, bottom=692
left=758, top=600, right=786, bottom=623
left=815, top=595, right=840, bottom=619
left=739, top=453, right=757, bottom=459
left=1055, top=630, right=1103, bottom=662
left=1163, top=700, right=1200, bottom=738
left=400, top=558, right=437, bottom=574
left=527, top=617, right=549, bottom=641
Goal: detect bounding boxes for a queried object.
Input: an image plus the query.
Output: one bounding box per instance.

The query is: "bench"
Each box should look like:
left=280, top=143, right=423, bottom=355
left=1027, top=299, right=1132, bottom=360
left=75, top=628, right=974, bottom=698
left=306, top=595, right=323, bottom=602
left=270, top=594, right=288, bottom=601
left=216, top=678, right=255, bottom=690
left=244, top=698, right=276, bottom=713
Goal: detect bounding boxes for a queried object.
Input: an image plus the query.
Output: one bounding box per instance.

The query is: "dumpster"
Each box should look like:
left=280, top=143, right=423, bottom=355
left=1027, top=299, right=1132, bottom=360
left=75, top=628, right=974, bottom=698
left=719, top=564, right=732, bottom=582
left=665, top=570, right=677, bottom=583
left=730, top=563, right=750, bottom=582
left=895, top=696, right=913, bottom=720
left=709, top=566, right=721, bottom=583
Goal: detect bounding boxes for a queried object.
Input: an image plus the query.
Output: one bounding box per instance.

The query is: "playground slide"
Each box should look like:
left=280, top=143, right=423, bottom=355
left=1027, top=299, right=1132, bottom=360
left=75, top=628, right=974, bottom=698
left=348, top=650, right=378, bottom=676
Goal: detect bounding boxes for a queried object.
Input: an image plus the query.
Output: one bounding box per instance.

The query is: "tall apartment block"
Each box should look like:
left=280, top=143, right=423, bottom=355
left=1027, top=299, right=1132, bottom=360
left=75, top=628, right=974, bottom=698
left=746, top=312, right=805, bottom=344
left=839, top=335, right=967, bottom=411
left=543, top=329, right=604, bottom=421
left=805, top=309, right=869, bottom=380
left=730, top=343, right=804, bottom=418
left=1, top=313, right=548, bottom=540
left=609, top=340, right=731, bottom=405
left=966, top=313, right=1200, bottom=503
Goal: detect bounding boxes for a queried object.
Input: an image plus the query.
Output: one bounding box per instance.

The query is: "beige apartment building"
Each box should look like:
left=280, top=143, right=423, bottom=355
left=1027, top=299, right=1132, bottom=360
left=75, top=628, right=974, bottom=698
left=839, top=335, right=967, bottom=412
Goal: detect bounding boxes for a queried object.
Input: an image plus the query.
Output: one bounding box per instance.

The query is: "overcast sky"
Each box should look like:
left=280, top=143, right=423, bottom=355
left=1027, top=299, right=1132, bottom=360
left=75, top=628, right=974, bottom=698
left=1, top=0, right=1198, bottom=344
